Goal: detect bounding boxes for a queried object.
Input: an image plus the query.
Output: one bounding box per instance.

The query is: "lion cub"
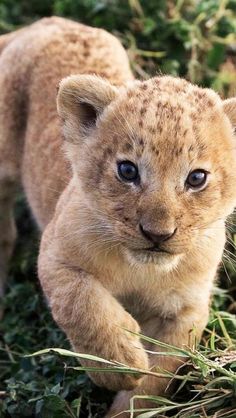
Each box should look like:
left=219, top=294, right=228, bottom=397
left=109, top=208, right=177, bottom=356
left=1, top=17, right=236, bottom=418
left=44, top=76, right=236, bottom=416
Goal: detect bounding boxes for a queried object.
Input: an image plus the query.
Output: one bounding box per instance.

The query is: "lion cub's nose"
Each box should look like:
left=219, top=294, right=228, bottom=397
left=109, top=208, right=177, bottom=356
left=139, top=224, right=176, bottom=244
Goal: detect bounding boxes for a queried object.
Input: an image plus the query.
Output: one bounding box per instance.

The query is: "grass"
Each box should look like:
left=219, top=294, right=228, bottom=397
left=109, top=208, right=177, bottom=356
left=0, top=197, right=236, bottom=417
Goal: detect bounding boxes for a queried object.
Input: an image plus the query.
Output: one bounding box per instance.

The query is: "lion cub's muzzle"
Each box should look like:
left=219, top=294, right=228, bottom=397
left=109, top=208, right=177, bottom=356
left=139, top=223, right=177, bottom=252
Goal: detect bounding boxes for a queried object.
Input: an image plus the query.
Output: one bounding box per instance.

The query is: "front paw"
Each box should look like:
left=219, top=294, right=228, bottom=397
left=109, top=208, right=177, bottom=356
left=90, top=337, right=148, bottom=391
left=88, top=318, right=148, bottom=391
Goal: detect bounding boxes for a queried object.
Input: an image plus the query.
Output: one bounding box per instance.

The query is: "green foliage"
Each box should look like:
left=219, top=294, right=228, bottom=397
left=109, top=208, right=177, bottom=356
left=0, top=0, right=236, bottom=92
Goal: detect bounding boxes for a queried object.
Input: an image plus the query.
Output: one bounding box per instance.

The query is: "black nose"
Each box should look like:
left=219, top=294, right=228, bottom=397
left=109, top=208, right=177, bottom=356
left=139, top=224, right=176, bottom=245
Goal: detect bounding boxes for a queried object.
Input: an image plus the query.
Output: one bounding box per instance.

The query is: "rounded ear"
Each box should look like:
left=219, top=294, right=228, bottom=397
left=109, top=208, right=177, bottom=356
left=223, top=98, right=236, bottom=131
left=57, top=74, right=118, bottom=142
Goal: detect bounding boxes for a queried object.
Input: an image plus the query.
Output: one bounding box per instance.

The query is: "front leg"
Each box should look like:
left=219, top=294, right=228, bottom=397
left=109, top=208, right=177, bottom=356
left=107, top=304, right=209, bottom=417
left=38, top=242, right=148, bottom=391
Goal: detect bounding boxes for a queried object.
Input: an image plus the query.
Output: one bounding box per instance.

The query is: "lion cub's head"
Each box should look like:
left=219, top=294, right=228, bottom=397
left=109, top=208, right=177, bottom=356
left=57, top=75, right=236, bottom=270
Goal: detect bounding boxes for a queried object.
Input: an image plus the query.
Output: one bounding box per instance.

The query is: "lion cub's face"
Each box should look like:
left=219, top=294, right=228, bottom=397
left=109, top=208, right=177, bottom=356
left=58, top=75, right=236, bottom=269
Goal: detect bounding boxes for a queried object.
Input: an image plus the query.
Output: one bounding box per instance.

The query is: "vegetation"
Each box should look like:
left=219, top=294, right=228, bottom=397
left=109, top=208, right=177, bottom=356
left=0, top=0, right=236, bottom=93
left=0, top=1, right=236, bottom=417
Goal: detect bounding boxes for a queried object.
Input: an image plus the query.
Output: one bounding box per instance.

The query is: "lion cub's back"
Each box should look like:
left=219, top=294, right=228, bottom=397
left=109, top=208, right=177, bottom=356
left=0, top=17, right=133, bottom=228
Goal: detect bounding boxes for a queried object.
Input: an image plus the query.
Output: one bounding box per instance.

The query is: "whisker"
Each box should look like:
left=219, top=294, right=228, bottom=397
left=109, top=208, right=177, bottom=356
left=221, top=258, right=232, bottom=284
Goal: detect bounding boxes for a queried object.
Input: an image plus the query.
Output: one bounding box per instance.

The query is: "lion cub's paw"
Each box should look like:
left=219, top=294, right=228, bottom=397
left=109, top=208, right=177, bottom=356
left=91, top=337, right=148, bottom=391
left=90, top=314, right=148, bottom=391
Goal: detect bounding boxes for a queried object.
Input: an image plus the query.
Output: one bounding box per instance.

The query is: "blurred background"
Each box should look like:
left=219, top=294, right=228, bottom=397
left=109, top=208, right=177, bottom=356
left=0, top=1, right=236, bottom=418
left=0, top=0, right=236, bottom=94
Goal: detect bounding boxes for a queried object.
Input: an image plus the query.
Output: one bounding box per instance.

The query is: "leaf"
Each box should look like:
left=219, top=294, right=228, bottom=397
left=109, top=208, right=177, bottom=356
left=206, top=43, right=225, bottom=70
left=51, top=383, right=61, bottom=395
left=26, top=348, right=117, bottom=365
left=35, top=399, right=44, bottom=415
left=42, top=394, right=66, bottom=411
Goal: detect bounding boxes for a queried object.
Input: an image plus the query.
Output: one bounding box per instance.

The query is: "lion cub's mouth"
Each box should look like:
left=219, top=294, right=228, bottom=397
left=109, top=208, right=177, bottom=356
left=125, top=246, right=181, bottom=270
left=141, top=246, right=171, bottom=254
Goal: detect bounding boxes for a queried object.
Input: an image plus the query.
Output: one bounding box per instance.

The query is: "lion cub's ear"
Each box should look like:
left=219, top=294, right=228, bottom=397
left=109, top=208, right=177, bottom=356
left=223, top=98, right=236, bottom=131
left=57, top=75, right=118, bottom=142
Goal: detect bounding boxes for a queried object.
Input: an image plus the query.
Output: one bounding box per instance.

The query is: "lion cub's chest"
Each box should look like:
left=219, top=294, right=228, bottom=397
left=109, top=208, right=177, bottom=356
left=101, top=263, right=185, bottom=322
left=117, top=291, right=154, bottom=321
left=116, top=287, right=183, bottom=322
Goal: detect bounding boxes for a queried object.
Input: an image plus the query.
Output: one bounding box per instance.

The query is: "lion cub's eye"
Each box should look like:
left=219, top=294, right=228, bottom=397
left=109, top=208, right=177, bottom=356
left=186, top=169, right=208, bottom=190
left=117, top=161, right=139, bottom=182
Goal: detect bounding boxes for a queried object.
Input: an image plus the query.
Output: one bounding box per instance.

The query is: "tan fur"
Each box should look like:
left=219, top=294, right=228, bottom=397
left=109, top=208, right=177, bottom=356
left=1, top=18, right=236, bottom=418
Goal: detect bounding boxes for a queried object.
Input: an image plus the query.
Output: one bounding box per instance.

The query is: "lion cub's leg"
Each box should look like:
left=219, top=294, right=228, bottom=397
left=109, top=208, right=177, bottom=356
left=107, top=305, right=209, bottom=417
left=38, top=225, right=149, bottom=392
